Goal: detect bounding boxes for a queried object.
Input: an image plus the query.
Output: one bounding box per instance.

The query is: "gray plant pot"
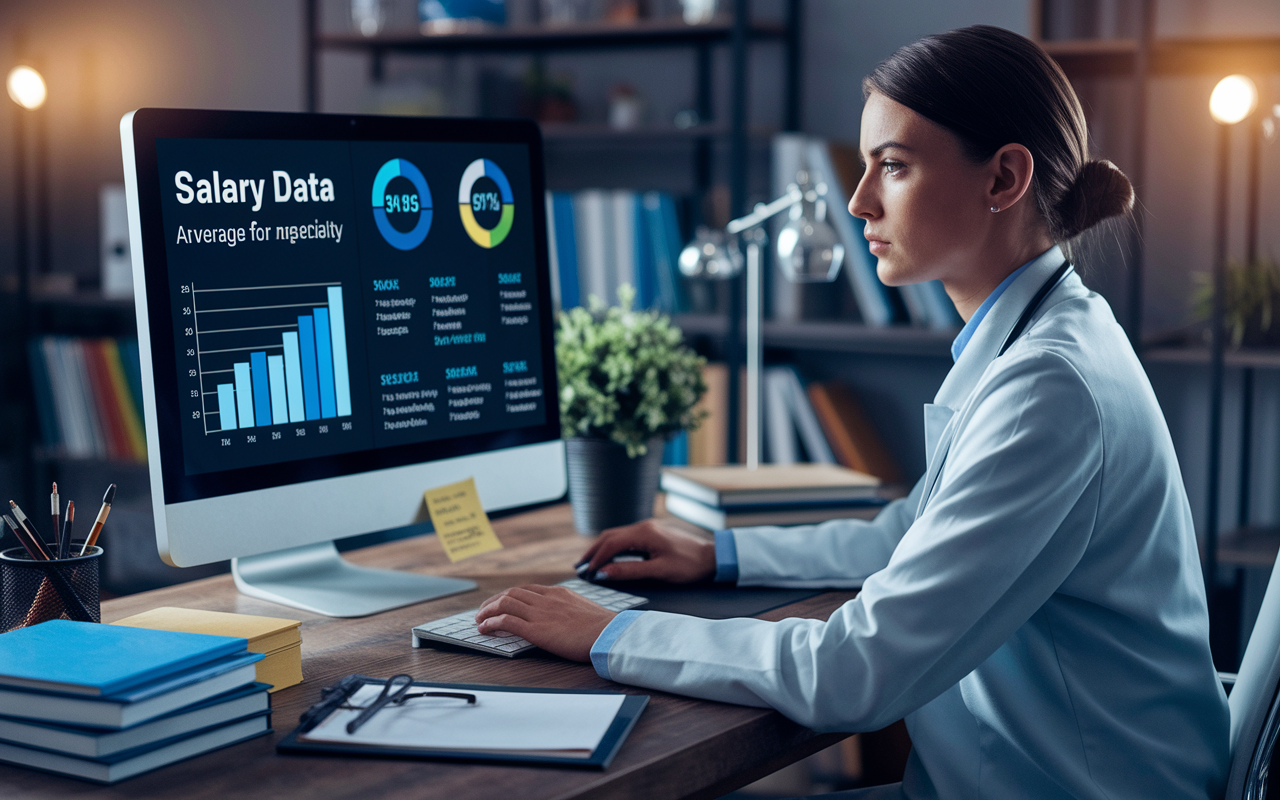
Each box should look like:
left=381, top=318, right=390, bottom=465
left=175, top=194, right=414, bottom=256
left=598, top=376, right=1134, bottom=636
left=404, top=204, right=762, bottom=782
left=565, top=436, right=665, bottom=535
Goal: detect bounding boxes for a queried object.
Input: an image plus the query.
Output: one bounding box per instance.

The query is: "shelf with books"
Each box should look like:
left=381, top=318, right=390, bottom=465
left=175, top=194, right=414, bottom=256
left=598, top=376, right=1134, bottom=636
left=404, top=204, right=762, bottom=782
left=314, top=16, right=788, bottom=54
left=674, top=314, right=956, bottom=358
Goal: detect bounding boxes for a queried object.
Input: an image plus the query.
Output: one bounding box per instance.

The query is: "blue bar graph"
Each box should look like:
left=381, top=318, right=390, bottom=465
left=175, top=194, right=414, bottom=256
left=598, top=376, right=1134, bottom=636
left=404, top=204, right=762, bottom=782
left=195, top=282, right=353, bottom=435
left=233, top=362, right=255, bottom=434
left=298, top=315, right=321, bottom=421
left=313, top=307, right=337, bottom=419
left=282, top=332, right=305, bottom=424
left=267, top=355, right=289, bottom=425
left=217, top=384, right=238, bottom=430
left=250, top=352, right=272, bottom=427
left=327, top=287, right=352, bottom=417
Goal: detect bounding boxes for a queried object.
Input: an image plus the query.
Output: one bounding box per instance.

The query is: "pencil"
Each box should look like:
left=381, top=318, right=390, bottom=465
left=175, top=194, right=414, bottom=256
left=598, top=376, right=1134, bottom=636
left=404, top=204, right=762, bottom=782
left=81, top=484, right=115, bottom=556
left=3, top=514, right=47, bottom=561
left=50, top=482, right=60, bottom=553
left=59, top=501, right=74, bottom=560
left=9, top=501, right=52, bottom=560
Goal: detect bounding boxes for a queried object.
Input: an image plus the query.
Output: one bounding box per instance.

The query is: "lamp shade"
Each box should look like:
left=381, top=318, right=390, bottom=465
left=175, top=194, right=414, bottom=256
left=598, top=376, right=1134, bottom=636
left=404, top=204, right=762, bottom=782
left=775, top=216, right=844, bottom=283
left=1209, top=75, right=1257, bottom=125
left=6, top=66, right=46, bottom=110
left=678, top=226, right=741, bottom=280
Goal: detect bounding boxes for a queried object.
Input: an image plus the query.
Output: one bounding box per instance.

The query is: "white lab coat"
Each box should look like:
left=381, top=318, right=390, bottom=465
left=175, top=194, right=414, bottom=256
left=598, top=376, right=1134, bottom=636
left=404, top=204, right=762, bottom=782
left=601, top=247, right=1230, bottom=799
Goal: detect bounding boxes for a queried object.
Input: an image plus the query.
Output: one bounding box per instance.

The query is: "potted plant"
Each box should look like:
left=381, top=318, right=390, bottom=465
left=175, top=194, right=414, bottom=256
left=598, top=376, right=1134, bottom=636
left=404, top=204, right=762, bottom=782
left=557, top=285, right=707, bottom=534
left=1195, top=257, right=1280, bottom=347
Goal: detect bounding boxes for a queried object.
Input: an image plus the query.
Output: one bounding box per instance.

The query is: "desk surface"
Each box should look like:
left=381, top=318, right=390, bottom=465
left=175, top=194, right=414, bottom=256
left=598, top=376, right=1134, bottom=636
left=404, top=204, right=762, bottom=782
left=3, top=503, right=855, bottom=800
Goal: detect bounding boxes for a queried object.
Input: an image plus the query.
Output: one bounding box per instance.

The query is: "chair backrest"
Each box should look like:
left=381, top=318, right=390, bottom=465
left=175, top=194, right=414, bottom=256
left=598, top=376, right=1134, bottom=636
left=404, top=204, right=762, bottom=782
left=1226, top=551, right=1280, bottom=799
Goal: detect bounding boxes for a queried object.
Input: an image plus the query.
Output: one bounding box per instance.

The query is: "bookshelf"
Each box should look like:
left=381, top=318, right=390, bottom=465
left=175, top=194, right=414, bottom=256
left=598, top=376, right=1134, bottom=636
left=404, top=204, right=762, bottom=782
left=1034, top=0, right=1280, bottom=667
left=674, top=314, right=955, bottom=358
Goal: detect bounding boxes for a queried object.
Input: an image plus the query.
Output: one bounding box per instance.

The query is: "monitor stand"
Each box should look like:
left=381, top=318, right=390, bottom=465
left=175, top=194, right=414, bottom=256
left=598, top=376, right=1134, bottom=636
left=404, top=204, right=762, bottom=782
left=232, top=541, right=476, bottom=618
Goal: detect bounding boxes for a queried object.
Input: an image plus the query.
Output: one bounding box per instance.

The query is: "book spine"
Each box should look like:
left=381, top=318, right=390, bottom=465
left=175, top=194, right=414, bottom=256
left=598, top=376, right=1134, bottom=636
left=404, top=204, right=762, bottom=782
left=27, top=338, right=61, bottom=451
left=544, top=190, right=563, bottom=312
left=103, top=338, right=148, bottom=461
left=611, top=190, right=635, bottom=304
left=783, top=368, right=836, bottom=464
left=552, top=192, right=580, bottom=310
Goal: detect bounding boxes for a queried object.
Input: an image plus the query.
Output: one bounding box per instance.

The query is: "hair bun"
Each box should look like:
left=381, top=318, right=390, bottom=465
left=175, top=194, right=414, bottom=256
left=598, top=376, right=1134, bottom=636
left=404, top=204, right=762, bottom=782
left=1055, top=159, right=1134, bottom=239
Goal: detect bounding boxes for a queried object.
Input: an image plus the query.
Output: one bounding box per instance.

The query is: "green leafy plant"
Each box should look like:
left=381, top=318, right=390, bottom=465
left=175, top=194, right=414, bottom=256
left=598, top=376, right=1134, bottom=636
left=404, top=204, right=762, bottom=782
left=557, top=285, right=707, bottom=457
left=1194, top=257, right=1280, bottom=347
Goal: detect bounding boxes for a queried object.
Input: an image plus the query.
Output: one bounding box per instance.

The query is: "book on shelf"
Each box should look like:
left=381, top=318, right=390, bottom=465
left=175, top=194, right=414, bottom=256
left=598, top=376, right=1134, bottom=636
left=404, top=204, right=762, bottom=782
left=28, top=336, right=148, bottom=462
left=806, top=381, right=903, bottom=484
left=0, top=620, right=270, bottom=783
left=545, top=189, right=686, bottom=312
left=112, top=607, right=303, bottom=693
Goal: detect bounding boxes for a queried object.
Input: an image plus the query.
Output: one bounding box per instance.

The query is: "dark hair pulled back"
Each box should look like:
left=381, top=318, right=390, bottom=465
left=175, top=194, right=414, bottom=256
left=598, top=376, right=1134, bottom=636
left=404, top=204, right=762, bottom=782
left=864, top=25, right=1133, bottom=241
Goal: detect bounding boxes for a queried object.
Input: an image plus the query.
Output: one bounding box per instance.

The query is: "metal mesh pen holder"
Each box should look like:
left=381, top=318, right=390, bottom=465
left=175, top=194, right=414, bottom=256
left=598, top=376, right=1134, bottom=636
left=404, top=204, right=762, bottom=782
left=0, top=546, right=102, bottom=632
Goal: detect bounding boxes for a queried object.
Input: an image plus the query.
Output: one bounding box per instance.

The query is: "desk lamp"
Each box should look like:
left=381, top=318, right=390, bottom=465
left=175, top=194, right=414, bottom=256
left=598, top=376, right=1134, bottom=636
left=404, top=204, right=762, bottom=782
left=679, top=172, right=844, bottom=468
left=1204, top=74, right=1258, bottom=601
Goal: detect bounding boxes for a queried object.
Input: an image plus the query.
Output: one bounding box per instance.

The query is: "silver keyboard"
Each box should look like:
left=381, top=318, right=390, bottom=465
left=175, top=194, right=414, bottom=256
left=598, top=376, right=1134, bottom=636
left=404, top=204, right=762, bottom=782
left=410, top=578, right=648, bottom=658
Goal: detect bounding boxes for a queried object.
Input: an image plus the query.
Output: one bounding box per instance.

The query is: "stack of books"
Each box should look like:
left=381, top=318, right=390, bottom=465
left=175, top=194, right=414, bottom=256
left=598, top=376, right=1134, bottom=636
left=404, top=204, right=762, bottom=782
left=112, top=607, right=302, bottom=693
left=0, top=619, right=270, bottom=783
left=661, top=463, right=886, bottom=530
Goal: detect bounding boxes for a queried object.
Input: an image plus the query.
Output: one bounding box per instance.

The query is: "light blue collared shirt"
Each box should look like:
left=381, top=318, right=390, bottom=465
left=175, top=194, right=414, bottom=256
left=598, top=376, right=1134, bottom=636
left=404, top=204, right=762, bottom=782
left=949, top=257, right=1036, bottom=362
left=590, top=529, right=740, bottom=680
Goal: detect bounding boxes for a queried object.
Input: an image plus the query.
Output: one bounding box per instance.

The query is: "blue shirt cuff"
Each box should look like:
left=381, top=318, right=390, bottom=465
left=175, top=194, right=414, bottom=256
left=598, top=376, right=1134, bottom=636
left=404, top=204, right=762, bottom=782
left=590, top=610, right=645, bottom=681
left=714, top=529, right=739, bottom=584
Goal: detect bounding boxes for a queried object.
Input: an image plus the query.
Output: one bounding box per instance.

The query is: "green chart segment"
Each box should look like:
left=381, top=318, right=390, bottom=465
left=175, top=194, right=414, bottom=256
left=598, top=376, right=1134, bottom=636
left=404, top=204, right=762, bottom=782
left=194, top=283, right=352, bottom=433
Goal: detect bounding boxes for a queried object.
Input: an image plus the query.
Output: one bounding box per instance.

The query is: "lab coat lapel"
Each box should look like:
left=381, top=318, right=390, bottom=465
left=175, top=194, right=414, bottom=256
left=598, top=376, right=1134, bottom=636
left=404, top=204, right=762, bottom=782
left=916, top=247, right=1069, bottom=518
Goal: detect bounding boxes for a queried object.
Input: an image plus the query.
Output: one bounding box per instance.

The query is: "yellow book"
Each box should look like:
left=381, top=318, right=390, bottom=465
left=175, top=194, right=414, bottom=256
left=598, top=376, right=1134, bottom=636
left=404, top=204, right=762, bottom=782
left=111, top=607, right=302, bottom=692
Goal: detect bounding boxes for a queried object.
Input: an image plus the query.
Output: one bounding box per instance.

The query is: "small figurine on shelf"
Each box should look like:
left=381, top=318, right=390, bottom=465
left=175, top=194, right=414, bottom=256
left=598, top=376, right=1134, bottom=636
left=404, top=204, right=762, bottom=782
left=607, top=84, right=644, bottom=130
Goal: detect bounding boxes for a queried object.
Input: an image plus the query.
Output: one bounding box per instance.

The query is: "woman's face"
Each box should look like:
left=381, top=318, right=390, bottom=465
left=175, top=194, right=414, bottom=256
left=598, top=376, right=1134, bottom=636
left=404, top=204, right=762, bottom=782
left=850, top=92, right=994, bottom=288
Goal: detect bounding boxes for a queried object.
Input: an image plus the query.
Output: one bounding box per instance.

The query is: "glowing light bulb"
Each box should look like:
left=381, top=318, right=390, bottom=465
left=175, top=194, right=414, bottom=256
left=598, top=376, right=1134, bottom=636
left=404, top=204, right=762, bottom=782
left=1209, top=75, right=1257, bottom=125
left=7, top=66, right=47, bottom=110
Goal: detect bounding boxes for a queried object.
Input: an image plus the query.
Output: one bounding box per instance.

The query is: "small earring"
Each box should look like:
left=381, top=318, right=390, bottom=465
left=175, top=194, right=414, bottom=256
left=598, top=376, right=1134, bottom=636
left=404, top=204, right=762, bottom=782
left=989, top=206, right=1001, bottom=213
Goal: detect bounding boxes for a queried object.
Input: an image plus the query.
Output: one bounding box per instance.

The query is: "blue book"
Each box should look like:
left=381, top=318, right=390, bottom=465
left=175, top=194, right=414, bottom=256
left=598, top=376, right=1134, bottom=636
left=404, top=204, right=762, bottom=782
left=633, top=195, right=657, bottom=309
left=27, top=338, right=60, bottom=450
left=0, top=620, right=248, bottom=698
left=552, top=192, right=580, bottom=309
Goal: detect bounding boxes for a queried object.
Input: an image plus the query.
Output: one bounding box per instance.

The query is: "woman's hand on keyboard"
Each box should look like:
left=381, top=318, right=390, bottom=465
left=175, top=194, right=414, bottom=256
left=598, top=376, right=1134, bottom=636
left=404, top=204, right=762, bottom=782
left=579, top=518, right=716, bottom=583
left=474, top=585, right=614, bottom=662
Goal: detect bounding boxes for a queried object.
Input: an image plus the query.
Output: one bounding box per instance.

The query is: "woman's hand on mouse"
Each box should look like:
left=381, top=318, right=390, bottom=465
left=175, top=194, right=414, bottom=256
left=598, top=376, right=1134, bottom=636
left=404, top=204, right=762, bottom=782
left=474, top=585, right=613, bottom=662
left=579, top=518, right=717, bottom=583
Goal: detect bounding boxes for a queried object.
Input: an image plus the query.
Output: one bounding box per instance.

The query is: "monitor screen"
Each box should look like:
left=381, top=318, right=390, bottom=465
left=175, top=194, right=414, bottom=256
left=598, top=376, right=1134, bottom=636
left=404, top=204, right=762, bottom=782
left=123, top=110, right=565, bottom=573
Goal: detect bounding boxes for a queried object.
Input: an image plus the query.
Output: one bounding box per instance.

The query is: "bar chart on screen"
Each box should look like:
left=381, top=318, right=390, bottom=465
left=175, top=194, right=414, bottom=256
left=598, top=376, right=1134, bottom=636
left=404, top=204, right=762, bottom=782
left=191, top=281, right=353, bottom=435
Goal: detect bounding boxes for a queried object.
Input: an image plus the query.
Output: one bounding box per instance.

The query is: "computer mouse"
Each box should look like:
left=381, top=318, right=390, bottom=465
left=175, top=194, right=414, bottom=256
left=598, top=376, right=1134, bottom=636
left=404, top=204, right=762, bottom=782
left=576, top=550, right=648, bottom=580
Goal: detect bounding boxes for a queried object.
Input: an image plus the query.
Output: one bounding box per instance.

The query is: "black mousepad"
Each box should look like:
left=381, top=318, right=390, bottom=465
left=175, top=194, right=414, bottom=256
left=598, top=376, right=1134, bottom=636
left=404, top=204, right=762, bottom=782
left=596, top=580, right=827, bottom=620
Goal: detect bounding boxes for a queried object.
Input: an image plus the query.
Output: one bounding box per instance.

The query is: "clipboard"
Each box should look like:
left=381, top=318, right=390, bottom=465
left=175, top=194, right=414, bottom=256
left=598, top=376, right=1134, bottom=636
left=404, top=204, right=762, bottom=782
left=277, top=675, right=648, bottom=769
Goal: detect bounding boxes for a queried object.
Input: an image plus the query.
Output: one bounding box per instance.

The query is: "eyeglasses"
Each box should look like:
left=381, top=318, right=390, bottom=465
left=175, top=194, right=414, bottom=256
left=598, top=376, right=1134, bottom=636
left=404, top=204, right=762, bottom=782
left=337, top=674, right=477, bottom=734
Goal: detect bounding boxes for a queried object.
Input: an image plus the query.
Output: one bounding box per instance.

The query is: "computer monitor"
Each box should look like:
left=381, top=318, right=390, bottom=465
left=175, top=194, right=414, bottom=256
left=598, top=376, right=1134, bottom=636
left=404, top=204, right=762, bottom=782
left=120, top=109, right=566, bottom=617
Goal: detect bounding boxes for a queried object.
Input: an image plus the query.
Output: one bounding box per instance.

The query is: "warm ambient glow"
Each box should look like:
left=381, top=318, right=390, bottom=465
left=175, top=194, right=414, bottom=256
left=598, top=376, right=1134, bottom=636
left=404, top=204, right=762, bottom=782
left=1209, top=75, right=1257, bottom=125
left=6, top=65, right=46, bottom=110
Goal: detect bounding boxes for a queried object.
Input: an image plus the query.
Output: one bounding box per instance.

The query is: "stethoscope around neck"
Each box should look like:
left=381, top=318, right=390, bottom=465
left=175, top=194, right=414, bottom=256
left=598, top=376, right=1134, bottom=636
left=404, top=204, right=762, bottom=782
left=996, top=260, right=1075, bottom=358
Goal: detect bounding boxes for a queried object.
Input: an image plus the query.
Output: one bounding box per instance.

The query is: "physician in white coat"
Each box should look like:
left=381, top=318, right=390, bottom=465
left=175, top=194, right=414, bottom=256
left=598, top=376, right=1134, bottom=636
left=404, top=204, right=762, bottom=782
left=476, top=25, right=1229, bottom=800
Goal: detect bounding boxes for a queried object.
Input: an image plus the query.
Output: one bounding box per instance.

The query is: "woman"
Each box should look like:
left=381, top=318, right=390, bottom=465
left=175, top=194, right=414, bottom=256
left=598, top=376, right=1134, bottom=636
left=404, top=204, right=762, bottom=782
left=475, top=25, right=1229, bottom=799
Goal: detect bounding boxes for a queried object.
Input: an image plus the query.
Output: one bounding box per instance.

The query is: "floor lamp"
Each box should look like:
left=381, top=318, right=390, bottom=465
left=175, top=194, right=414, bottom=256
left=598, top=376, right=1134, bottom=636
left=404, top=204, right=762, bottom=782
left=1204, top=74, right=1258, bottom=604
left=7, top=65, right=47, bottom=518
left=679, top=171, right=845, bottom=469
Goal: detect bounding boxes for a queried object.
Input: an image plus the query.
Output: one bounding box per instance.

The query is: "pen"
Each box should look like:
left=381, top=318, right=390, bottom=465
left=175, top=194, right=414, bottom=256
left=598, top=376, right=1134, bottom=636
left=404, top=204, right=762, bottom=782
left=59, top=501, right=74, bottom=560
left=81, top=484, right=115, bottom=556
left=3, top=514, right=48, bottom=561
left=50, top=483, right=60, bottom=552
left=9, top=501, right=52, bottom=560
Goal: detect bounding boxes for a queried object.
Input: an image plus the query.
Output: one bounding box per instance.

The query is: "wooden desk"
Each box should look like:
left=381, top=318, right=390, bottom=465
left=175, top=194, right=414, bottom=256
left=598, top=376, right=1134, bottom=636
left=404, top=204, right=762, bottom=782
left=3, top=504, right=855, bottom=799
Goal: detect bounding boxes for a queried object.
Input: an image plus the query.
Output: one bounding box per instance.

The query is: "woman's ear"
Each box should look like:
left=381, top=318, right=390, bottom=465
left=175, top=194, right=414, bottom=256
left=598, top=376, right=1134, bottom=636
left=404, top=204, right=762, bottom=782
left=986, top=144, right=1035, bottom=213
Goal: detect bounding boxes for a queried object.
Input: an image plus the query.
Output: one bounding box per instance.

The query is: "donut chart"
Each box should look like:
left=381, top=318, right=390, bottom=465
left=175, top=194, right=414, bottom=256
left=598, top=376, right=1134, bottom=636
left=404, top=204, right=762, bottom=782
left=458, top=158, right=514, bottom=249
left=371, top=158, right=433, bottom=251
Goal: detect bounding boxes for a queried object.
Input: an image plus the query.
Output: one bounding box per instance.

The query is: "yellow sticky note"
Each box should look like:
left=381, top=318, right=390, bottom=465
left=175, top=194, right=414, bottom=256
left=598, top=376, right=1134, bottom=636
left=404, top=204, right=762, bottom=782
left=423, top=477, right=503, bottom=562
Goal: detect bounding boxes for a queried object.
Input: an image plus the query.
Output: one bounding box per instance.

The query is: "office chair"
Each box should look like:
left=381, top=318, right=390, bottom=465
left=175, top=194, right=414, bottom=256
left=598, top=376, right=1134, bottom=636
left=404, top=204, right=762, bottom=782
left=1224, top=548, right=1280, bottom=800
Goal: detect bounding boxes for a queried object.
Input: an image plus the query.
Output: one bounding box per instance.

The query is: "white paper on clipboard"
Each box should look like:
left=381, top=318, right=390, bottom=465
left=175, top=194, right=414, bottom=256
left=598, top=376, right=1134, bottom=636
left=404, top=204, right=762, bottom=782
left=299, top=684, right=626, bottom=754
